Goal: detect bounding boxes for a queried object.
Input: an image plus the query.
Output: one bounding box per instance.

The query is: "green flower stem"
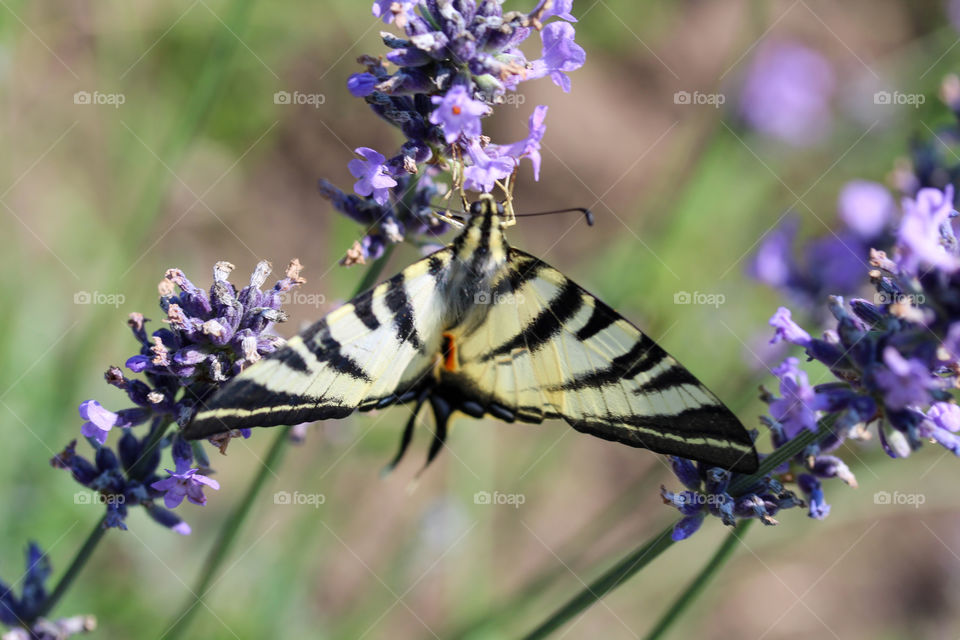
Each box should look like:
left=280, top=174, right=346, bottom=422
left=642, top=519, right=753, bottom=640
left=522, top=415, right=837, bottom=639
left=164, top=423, right=294, bottom=639
left=521, top=522, right=677, bottom=640
left=164, top=247, right=395, bottom=638
left=729, top=414, right=837, bottom=496
left=36, top=514, right=108, bottom=620
left=447, top=463, right=665, bottom=638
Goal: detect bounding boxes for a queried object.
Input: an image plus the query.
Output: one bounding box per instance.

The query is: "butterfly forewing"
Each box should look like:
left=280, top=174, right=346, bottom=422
left=184, top=250, right=452, bottom=438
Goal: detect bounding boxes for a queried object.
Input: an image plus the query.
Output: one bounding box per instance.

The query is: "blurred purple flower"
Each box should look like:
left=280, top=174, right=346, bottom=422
left=838, top=180, right=896, bottom=239
left=874, top=347, right=937, bottom=410
left=348, top=147, right=397, bottom=205
left=429, top=85, right=489, bottom=143
left=896, top=185, right=959, bottom=274
left=78, top=400, right=118, bottom=445
left=921, top=402, right=960, bottom=455
left=530, top=21, right=586, bottom=93
left=769, top=307, right=812, bottom=347
left=739, top=40, right=835, bottom=146
left=770, top=357, right=822, bottom=438
left=536, top=0, right=577, bottom=22
left=798, top=473, right=830, bottom=520
left=372, top=0, right=418, bottom=24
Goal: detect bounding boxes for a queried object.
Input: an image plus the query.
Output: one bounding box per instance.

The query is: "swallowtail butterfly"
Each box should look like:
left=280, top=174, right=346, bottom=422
left=184, top=195, right=759, bottom=473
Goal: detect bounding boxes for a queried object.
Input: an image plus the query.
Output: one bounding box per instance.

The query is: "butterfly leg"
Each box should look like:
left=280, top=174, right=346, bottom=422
left=381, top=388, right=430, bottom=476
left=417, top=393, right=453, bottom=475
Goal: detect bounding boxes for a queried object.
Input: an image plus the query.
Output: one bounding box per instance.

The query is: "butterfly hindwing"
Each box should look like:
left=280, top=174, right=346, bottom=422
left=184, top=250, right=453, bottom=439
left=445, top=249, right=759, bottom=473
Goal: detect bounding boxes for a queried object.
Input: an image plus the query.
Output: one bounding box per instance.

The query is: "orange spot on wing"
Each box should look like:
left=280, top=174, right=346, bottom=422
left=442, top=332, right=457, bottom=372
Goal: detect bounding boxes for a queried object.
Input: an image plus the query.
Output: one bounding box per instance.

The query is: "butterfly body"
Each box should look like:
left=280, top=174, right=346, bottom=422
left=185, top=195, right=759, bottom=473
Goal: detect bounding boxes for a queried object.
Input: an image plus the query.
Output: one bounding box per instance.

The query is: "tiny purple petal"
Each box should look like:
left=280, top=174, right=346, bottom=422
left=838, top=180, right=895, bottom=239
left=347, top=72, right=378, bottom=97
left=349, top=147, right=397, bottom=205
left=672, top=513, right=706, bottom=541
left=125, top=355, right=151, bottom=372
left=769, top=307, right=811, bottom=347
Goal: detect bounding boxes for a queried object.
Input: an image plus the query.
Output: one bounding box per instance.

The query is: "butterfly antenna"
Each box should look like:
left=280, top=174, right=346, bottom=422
left=514, top=206, right=595, bottom=226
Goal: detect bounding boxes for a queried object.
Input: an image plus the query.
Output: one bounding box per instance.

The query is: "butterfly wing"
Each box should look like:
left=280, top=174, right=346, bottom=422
left=444, top=249, right=759, bottom=473
left=183, top=250, right=452, bottom=440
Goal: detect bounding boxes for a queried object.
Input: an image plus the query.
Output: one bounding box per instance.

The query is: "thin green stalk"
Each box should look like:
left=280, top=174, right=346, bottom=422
left=164, top=247, right=395, bottom=638
left=521, top=522, right=677, bottom=640
left=164, top=424, right=294, bottom=639
left=643, top=519, right=753, bottom=640
left=729, top=415, right=836, bottom=495
left=36, top=515, right=108, bottom=619
left=521, top=416, right=837, bottom=639
left=447, top=463, right=665, bottom=638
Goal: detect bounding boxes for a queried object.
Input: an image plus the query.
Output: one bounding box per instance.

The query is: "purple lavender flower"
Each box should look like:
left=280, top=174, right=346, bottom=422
left=58, top=261, right=304, bottom=533
left=838, top=180, right=895, bottom=240
left=535, top=0, right=577, bottom=22
left=429, top=85, right=489, bottom=144
left=921, top=402, right=960, bottom=455
left=348, top=147, right=398, bottom=205
left=78, top=400, right=118, bottom=445
left=896, top=185, right=959, bottom=274
left=798, top=474, right=830, bottom=520
left=874, top=347, right=938, bottom=410
left=347, top=72, right=378, bottom=97
left=463, top=140, right=515, bottom=193
left=769, top=357, right=822, bottom=437
left=151, top=460, right=220, bottom=509
left=324, top=0, right=586, bottom=256
left=372, top=0, right=419, bottom=25
left=738, top=40, right=835, bottom=146
left=769, top=307, right=811, bottom=347
left=530, top=22, right=586, bottom=93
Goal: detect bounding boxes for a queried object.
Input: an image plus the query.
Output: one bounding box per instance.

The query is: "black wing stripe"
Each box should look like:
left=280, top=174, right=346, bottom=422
left=575, top=300, right=618, bottom=341
left=633, top=364, right=702, bottom=395
left=301, top=319, right=373, bottom=382
left=548, top=334, right=669, bottom=391
left=480, top=278, right=582, bottom=362
left=352, top=289, right=380, bottom=330
left=385, top=272, right=425, bottom=352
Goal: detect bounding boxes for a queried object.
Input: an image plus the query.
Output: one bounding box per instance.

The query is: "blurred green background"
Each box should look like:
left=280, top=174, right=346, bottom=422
left=2, top=0, right=959, bottom=638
